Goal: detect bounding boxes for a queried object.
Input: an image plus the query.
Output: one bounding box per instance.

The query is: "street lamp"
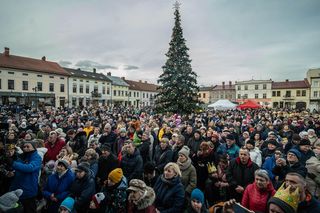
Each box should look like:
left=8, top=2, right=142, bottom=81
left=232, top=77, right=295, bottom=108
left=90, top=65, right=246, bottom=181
left=32, top=87, right=38, bottom=110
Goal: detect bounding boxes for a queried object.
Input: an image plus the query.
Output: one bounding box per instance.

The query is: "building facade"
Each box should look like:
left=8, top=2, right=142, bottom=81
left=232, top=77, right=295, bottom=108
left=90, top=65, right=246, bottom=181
left=307, top=68, right=320, bottom=111
left=105, top=73, right=129, bottom=106
left=65, top=68, right=112, bottom=107
left=198, top=86, right=213, bottom=104
left=211, top=81, right=236, bottom=103
left=0, top=47, right=69, bottom=108
left=271, top=79, right=309, bottom=109
left=235, top=79, right=272, bottom=107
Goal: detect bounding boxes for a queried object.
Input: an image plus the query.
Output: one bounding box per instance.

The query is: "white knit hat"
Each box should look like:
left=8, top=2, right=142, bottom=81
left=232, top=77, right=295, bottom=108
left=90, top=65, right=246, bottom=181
left=178, top=146, right=190, bottom=158
left=0, top=189, right=23, bottom=211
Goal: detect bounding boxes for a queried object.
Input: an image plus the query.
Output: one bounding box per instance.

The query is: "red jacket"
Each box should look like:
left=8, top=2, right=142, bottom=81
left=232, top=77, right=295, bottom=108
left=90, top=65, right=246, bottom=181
left=44, top=139, right=66, bottom=163
left=241, top=181, right=276, bottom=213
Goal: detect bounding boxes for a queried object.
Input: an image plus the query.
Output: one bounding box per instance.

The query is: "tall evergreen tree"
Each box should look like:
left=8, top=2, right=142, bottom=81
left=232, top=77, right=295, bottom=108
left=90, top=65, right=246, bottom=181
left=156, top=2, right=199, bottom=114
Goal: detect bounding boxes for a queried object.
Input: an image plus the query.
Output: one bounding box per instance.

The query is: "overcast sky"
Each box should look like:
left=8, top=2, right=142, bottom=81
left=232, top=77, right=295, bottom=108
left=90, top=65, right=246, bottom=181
left=1, top=0, right=320, bottom=86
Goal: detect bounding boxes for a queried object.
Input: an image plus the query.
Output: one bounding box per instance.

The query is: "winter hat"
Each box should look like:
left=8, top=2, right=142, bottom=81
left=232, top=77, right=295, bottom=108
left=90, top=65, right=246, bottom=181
left=120, top=128, right=127, bottom=133
left=226, top=134, right=235, bottom=140
left=60, top=197, right=75, bottom=212
left=20, top=122, right=27, bottom=129
left=191, top=188, right=205, bottom=204
left=57, top=159, right=69, bottom=169
left=246, top=139, right=255, bottom=147
left=100, top=143, right=112, bottom=152
left=22, top=139, right=37, bottom=150
left=91, top=193, right=105, bottom=208
left=292, top=134, right=301, bottom=141
left=128, top=179, right=147, bottom=193
left=0, top=189, right=23, bottom=211
left=299, top=131, right=308, bottom=138
left=267, top=139, right=278, bottom=147
left=55, top=128, right=66, bottom=138
left=108, top=168, right=123, bottom=184
left=178, top=146, right=190, bottom=158
left=76, top=162, right=90, bottom=173
left=144, top=162, right=156, bottom=174
left=299, top=139, right=311, bottom=146
left=160, top=138, right=169, bottom=144
left=288, top=149, right=301, bottom=160
left=200, top=141, right=211, bottom=151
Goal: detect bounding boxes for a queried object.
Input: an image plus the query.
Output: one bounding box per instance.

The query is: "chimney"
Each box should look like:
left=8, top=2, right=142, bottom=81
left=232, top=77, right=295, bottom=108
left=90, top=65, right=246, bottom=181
left=121, top=77, right=125, bottom=80
left=93, top=68, right=96, bottom=73
left=139, top=80, right=142, bottom=83
left=222, top=81, right=225, bottom=89
left=107, top=72, right=111, bottom=76
left=229, top=81, right=232, bottom=87
left=286, top=79, right=289, bottom=82
left=4, top=47, right=9, bottom=56
left=41, top=56, right=46, bottom=61
left=145, top=81, right=147, bottom=83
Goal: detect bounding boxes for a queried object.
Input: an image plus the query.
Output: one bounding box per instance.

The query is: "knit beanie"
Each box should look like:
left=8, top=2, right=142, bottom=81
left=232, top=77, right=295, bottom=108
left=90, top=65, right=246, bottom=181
left=57, top=159, right=70, bottom=169
left=246, top=139, right=255, bottom=147
left=76, top=162, right=90, bottom=173
left=299, top=139, right=311, bottom=146
left=178, top=146, right=190, bottom=158
left=191, top=188, right=205, bottom=205
left=60, top=197, right=75, bottom=212
left=288, top=149, right=301, bottom=160
left=91, top=193, right=105, bottom=208
left=108, top=168, right=123, bottom=184
left=22, top=139, right=37, bottom=150
left=0, top=189, right=23, bottom=211
left=268, top=197, right=295, bottom=213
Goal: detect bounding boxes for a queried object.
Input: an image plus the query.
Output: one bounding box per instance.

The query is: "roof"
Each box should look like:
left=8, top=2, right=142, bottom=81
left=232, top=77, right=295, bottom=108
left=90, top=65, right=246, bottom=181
left=125, top=79, right=158, bottom=92
left=199, top=86, right=214, bottom=91
left=105, top=75, right=129, bottom=87
left=212, top=84, right=235, bottom=91
left=0, top=53, right=69, bottom=76
left=64, top=67, right=111, bottom=82
left=272, top=79, right=310, bottom=89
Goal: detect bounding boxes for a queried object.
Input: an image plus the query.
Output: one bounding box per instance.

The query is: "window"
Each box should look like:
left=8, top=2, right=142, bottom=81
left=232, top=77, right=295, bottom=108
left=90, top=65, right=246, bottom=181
left=86, top=85, right=89, bottom=94
left=263, top=93, right=267, bottom=99
left=80, top=80, right=83, bottom=82
left=22, top=81, right=28, bottom=91
left=73, top=79, right=77, bottom=81
left=129, top=92, right=131, bottom=97
left=0, top=79, right=1, bottom=89
left=263, top=84, right=267, bottom=89
left=243, top=94, right=248, bottom=99
left=60, top=84, right=65, bottom=92
left=86, top=80, right=89, bottom=83
left=8, top=80, right=14, bottom=90
left=73, top=84, right=77, bottom=93
left=237, top=86, right=241, bottom=90
left=49, top=76, right=54, bottom=79
left=121, top=91, right=124, bottom=96
left=302, top=90, right=306, bottom=96
left=255, top=85, right=259, bottom=90
left=238, top=94, right=241, bottom=99
left=255, top=94, right=259, bottom=99
left=272, top=91, right=276, bottom=97
left=220, top=95, right=223, bottom=99
left=60, top=77, right=65, bottom=80
left=143, top=93, right=145, bottom=98
left=37, top=75, right=42, bottom=77
left=285, top=91, right=291, bottom=97
left=134, top=92, right=136, bottom=97
left=314, top=91, right=318, bottom=97
left=114, top=90, right=117, bottom=96
left=107, top=87, right=110, bottom=95
left=49, top=83, right=54, bottom=92
left=79, top=85, right=83, bottom=93
left=23, top=73, right=28, bottom=76
left=244, top=85, right=248, bottom=90
left=102, top=86, right=106, bottom=94
left=137, top=92, right=139, bottom=97
left=37, top=82, right=42, bottom=91
left=296, top=90, right=301, bottom=97
left=277, top=91, right=281, bottom=96
left=118, top=91, right=121, bottom=96
left=8, top=72, right=14, bottom=75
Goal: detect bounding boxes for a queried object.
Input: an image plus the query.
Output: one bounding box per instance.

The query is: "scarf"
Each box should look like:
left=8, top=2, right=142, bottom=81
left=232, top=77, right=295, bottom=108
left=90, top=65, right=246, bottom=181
left=178, top=158, right=192, bottom=171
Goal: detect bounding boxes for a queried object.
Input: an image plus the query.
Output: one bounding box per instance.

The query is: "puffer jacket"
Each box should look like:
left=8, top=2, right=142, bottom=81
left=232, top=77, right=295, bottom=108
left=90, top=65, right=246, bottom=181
left=121, top=148, right=143, bottom=182
left=249, top=147, right=262, bottom=167
left=153, top=146, right=173, bottom=174
left=153, top=175, right=185, bottom=213
left=306, top=156, right=320, bottom=198
left=241, top=181, right=276, bottom=213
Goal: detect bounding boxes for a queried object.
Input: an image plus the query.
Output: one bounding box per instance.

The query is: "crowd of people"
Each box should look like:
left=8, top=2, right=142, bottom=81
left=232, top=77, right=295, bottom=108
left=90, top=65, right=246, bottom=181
left=0, top=106, right=320, bottom=213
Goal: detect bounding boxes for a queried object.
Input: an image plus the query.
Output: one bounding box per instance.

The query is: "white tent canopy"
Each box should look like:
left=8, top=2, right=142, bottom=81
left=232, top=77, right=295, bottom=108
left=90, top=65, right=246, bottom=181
left=207, top=99, right=237, bottom=110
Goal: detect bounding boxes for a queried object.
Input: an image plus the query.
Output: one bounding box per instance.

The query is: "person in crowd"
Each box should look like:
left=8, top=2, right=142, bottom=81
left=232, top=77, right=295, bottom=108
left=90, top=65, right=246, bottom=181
left=262, top=148, right=283, bottom=185
left=137, top=131, right=151, bottom=164
left=121, top=140, right=143, bottom=181
left=83, top=121, right=94, bottom=139
left=261, top=139, right=279, bottom=160
left=216, top=134, right=240, bottom=160
left=96, top=144, right=118, bottom=191
left=183, top=125, right=194, bottom=146
left=153, top=162, right=185, bottom=213
left=272, top=149, right=307, bottom=185
left=43, top=160, right=75, bottom=213
left=172, top=135, right=186, bottom=162
left=9, top=140, right=42, bottom=213
left=69, top=162, right=96, bottom=212
left=187, top=130, right=203, bottom=158
left=58, top=197, right=75, bottom=213
left=114, top=128, right=128, bottom=157
left=245, top=139, right=262, bottom=167
left=305, top=141, right=320, bottom=198
left=67, top=129, right=87, bottom=158
left=44, top=131, right=66, bottom=163
left=284, top=133, right=301, bottom=154
left=143, top=162, right=158, bottom=188
left=56, top=145, right=78, bottom=169
left=88, top=127, right=101, bottom=148
left=226, top=147, right=259, bottom=202
left=177, top=146, right=197, bottom=200
left=295, top=139, right=315, bottom=165
left=184, top=188, right=208, bottom=213
left=98, top=123, right=117, bottom=150
left=80, top=148, right=99, bottom=177
left=308, top=129, right=320, bottom=146
left=153, top=138, right=173, bottom=174
left=241, top=169, right=276, bottom=213
left=88, top=138, right=102, bottom=156
left=127, top=179, right=156, bottom=213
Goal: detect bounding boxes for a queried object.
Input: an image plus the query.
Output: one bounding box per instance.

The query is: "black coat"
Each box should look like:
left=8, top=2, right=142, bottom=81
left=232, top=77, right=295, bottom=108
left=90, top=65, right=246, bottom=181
left=96, top=154, right=118, bottom=184
left=154, top=146, right=173, bottom=174
left=99, top=132, right=117, bottom=153
left=121, top=148, right=143, bottom=182
left=137, top=139, right=151, bottom=164
left=272, top=161, right=307, bottom=180
left=71, top=131, right=88, bottom=157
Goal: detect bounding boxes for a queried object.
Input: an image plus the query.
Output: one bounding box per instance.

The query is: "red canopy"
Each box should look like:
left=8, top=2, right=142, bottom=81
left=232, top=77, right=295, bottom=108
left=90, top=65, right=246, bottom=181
left=237, top=100, right=261, bottom=110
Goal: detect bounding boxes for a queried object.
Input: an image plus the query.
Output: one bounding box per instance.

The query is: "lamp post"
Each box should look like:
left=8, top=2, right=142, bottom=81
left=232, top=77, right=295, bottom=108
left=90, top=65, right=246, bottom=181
left=32, top=87, right=38, bottom=110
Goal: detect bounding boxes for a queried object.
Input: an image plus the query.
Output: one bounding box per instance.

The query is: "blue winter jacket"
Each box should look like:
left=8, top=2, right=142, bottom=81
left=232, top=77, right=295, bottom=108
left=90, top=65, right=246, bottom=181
left=10, top=150, right=42, bottom=199
left=153, top=175, right=185, bottom=213
left=217, top=143, right=240, bottom=160
left=262, top=155, right=276, bottom=181
left=43, top=169, right=75, bottom=202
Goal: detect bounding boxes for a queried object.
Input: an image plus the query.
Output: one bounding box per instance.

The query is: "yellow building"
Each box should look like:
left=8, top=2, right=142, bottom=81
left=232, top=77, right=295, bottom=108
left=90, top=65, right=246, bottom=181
left=198, top=86, right=213, bottom=104
left=271, top=79, right=310, bottom=109
left=105, top=73, right=129, bottom=106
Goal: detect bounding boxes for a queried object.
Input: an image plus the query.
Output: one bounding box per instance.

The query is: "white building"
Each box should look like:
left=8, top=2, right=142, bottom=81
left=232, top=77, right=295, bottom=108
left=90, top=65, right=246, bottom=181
left=105, top=73, right=130, bottom=106
left=0, top=47, right=69, bottom=108
left=235, top=79, right=273, bottom=107
left=65, top=68, right=112, bottom=107
left=307, top=68, right=320, bottom=111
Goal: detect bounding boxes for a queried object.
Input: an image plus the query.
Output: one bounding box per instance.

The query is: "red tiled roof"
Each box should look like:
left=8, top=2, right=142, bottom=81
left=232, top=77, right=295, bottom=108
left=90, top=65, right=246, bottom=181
left=125, top=79, right=158, bottom=92
left=272, top=79, right=310, bottom=89
left=0, top=53, right=70, bottom=76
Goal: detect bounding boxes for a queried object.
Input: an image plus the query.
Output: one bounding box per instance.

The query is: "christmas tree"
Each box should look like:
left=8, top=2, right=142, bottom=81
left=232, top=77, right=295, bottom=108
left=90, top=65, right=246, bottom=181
left=156, top=1, right=199, bottom=114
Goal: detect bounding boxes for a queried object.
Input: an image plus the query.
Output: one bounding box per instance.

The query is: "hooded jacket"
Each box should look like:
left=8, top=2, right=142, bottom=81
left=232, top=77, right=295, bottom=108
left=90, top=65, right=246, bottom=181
left=127, top=186, right=156, bottom=213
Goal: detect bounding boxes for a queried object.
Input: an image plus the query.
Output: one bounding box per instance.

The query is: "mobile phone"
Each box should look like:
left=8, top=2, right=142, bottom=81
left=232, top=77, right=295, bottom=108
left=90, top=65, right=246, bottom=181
left=233, top=202, right=252, bottom=213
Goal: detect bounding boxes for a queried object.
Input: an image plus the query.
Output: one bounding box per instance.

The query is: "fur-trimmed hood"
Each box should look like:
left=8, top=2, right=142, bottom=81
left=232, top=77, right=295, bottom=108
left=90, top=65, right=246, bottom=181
left=134, top=186, right=156, bottom=210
